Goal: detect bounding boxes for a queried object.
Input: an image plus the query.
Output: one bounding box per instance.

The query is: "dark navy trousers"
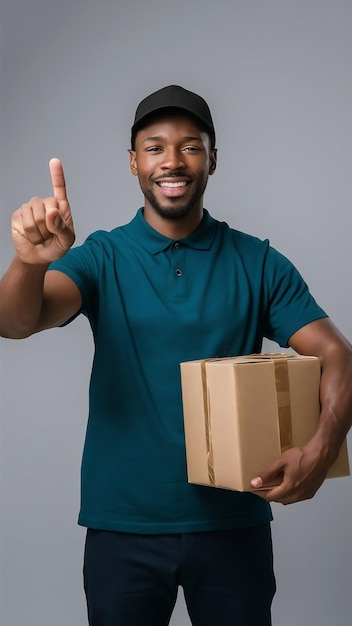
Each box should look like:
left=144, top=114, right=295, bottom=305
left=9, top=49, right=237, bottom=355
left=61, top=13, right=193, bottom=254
left=83, top=524, right=276, bottom=626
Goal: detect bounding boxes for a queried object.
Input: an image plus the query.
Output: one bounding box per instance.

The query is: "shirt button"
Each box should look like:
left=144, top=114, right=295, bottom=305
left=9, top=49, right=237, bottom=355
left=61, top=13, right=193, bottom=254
left=175, top=269, right=182, bottom=276
left=174, top=242, right=181, bottom=249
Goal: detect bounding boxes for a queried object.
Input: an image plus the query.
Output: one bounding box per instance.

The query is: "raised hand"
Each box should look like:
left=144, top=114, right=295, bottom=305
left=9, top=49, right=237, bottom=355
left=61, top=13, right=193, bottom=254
left=11, top=158, right=75, bottom=265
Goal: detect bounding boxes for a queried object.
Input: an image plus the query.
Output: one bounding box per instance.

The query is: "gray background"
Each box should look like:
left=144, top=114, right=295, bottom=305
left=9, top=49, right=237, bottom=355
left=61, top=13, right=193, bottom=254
left=1, top=1, right=351, bottom=624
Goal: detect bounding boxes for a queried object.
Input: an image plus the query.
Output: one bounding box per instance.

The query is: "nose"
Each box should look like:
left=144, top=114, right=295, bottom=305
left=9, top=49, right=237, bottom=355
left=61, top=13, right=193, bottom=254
left=160, top=147, right=186, bottom=171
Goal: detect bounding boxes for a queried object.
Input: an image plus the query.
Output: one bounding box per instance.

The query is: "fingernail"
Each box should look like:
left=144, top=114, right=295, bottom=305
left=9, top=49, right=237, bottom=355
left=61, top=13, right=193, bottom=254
left=251, top=477, right=263, bottom=488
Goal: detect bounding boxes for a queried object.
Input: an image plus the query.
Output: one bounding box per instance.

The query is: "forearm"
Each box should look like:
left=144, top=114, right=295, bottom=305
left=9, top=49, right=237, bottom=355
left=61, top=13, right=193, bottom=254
left=289, top=318, right=352, bottom=467
left=313, top=341, right=352, bottom=465
left=0, top=255, right=49, bottom=338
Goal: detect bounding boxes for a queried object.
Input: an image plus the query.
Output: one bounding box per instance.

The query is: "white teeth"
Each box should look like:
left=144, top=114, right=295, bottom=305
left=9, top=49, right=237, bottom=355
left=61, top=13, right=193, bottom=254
left=159, top=181, right=187, bottom=188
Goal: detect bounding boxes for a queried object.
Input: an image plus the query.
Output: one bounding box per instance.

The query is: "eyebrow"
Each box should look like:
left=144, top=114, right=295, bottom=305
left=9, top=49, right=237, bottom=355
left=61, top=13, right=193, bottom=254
left=142, top=135, right=203, bottom=143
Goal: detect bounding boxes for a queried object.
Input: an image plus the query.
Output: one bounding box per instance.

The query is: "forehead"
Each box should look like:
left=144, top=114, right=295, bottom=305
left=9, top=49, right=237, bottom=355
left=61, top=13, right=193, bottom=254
left=135, top=110, right=210, bottom=144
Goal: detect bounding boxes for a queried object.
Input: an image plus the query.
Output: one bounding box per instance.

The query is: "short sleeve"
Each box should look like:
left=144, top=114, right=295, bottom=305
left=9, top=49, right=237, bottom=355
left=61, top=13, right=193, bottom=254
left=48, top=233, right=103, bottom=320
left=263, top=246, right=328, bottom=347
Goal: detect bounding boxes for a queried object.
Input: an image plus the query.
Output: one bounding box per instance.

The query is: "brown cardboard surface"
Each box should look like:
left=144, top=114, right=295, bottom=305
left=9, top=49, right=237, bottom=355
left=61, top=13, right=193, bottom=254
left=180, top=354, right=350, bottom=492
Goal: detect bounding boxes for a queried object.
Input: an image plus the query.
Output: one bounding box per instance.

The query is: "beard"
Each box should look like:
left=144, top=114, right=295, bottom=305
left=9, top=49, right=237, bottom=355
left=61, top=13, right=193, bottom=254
left=142, top=176, right=208, bottom=221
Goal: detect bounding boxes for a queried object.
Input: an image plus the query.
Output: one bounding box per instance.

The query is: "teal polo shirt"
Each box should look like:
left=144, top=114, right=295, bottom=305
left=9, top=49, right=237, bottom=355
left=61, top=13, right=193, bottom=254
left=50, top=208, right=327, bottom=533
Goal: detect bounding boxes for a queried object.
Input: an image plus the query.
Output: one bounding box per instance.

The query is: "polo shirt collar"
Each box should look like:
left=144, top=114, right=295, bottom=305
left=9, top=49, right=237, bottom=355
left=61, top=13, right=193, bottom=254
left=129, top=207, right=218, bottom=254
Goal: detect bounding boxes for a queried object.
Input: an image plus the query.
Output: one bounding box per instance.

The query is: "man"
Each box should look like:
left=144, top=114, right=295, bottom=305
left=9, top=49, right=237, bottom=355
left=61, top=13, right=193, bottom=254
left=1, top=85, right=352, bottom=626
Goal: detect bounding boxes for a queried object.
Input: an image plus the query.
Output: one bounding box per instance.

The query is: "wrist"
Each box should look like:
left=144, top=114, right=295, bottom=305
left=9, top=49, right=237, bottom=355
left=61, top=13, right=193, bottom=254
left=308, top=415, right=343, bottom=467
left=13, top=254, right=50, bottom=272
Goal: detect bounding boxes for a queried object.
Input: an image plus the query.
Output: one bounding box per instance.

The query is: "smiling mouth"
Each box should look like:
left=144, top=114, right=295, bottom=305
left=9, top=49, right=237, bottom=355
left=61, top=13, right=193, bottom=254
left=158, top=181, right=188, bottom=188
left=154, top=178, right=191, bottom=197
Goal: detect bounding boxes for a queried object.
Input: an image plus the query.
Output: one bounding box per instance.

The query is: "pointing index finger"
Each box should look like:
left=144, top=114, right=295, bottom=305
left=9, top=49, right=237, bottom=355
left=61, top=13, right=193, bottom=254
left=49, top=157, right=68, bottom=202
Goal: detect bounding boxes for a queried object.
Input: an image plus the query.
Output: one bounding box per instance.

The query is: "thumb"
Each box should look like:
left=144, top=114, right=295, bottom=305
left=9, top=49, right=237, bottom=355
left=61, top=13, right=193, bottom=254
left=251, top=476, right=264, bottom=489
left=47, top=208, right=75, bottom=249
left=251, top=458, right=284, bottom=490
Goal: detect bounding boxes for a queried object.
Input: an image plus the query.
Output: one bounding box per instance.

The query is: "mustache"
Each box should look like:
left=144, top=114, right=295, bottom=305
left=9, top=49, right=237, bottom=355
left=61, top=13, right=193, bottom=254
left=154, top=172, right=191, bottom=181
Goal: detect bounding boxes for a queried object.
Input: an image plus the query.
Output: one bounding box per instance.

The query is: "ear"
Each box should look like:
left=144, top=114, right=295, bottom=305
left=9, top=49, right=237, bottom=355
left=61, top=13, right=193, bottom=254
left=209, top=148, right=217, bottom=175
left=129, top=150, right=138, bottom=176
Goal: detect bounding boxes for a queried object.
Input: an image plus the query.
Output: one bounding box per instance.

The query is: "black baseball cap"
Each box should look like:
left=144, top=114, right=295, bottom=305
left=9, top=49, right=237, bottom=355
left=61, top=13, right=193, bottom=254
left=131, top=85, right=216, bottom=148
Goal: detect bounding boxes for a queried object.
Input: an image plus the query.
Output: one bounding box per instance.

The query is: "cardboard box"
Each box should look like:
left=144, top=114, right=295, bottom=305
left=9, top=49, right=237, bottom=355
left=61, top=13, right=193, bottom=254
left=180, top=354, right=350, bottom=492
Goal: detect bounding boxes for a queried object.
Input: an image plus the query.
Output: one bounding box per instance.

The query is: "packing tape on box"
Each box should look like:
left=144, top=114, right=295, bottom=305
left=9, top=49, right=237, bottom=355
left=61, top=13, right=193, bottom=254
left=201, top=354, right=294, bottom=486
left=200, top=360, right=216, bottom=486
left=272, top=356, right=294, bottom=452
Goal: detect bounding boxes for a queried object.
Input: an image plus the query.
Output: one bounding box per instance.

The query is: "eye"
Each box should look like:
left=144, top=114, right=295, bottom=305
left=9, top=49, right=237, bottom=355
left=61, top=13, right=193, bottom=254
left=183, top=145, right=201, bottom=152
left=145, top=146, right=163, bottom=153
